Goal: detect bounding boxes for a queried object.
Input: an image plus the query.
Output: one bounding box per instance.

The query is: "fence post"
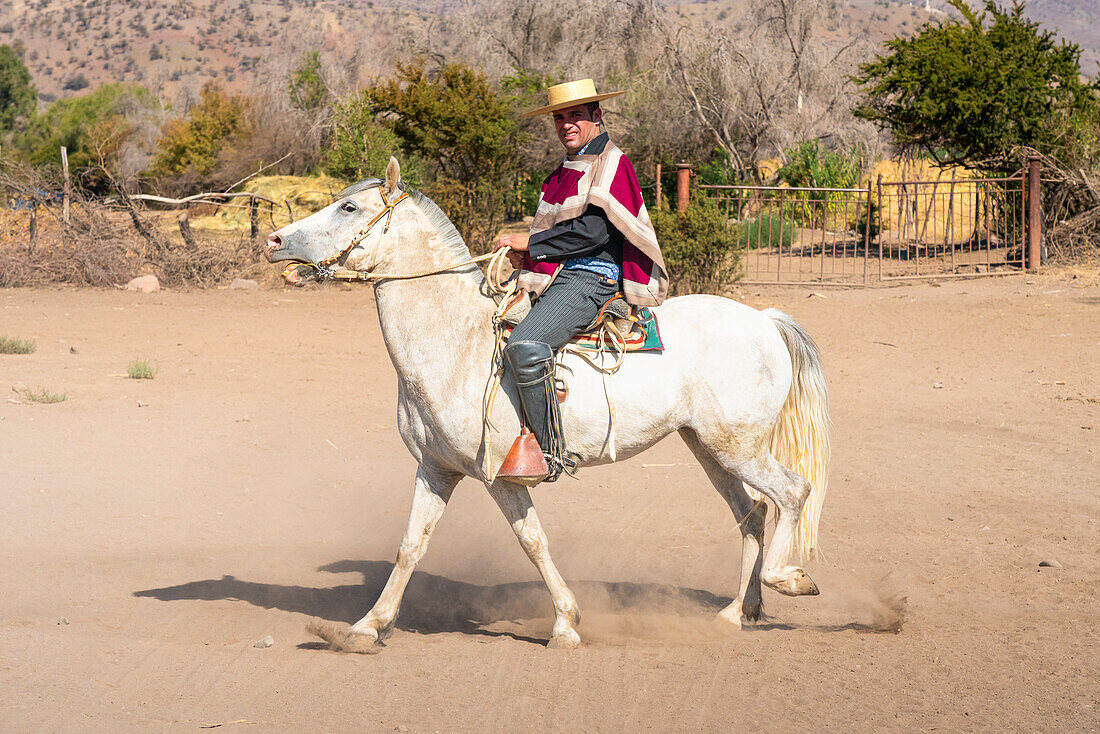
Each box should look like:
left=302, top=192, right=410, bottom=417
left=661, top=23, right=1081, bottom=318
left=61, top=146, right=71, bottom=225
left=876, top=174, right=883, bottom=282
left=655, top=163, right=662, bottom=211
left=28, top=202, right=37, bottom=255
left=676, top=162, right=691, bottom=213
left=1027, top=154, right=1042, bottom=270
left=249, top=196, right=259, bottom=242
left=863, top=181, right=872, bottom=285
left=178, top=212, right=197, bottom=248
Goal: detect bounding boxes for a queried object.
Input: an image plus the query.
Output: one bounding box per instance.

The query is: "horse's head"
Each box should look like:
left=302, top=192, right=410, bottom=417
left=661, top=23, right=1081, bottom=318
left=265, top=157, right=406, bottom=286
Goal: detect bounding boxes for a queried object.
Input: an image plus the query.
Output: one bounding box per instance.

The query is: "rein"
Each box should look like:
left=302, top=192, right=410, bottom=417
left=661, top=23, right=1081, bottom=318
left=281, top=187, right=509, bottom=286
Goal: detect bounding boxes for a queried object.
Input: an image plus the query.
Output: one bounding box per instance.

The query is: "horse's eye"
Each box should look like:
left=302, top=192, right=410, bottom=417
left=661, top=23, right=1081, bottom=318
left=341, top=201, right=358, bottom=213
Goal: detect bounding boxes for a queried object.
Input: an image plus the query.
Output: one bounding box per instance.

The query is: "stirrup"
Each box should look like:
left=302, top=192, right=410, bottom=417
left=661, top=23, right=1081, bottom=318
left=497, top=427, right=550, bottom=486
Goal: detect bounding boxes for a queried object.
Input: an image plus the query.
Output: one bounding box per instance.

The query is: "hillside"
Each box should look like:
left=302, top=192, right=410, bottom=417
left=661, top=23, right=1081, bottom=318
left=0, top=0, right=1096, bottom=108
left=0, top=0, right=427, bottom=105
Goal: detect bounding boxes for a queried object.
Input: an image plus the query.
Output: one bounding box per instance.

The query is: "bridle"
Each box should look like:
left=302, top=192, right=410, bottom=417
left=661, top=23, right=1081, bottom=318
left=279, top=185, right=515, bottom=292
left=282, top=186, right=410, bottom=283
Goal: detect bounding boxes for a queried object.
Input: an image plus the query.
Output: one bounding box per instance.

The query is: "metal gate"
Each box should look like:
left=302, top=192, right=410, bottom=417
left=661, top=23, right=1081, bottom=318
left=874, top=171, right=1027, bottom=280
left=692, top=157, right=1041, bottom=285
left=700, top=183, right=874, bottom=285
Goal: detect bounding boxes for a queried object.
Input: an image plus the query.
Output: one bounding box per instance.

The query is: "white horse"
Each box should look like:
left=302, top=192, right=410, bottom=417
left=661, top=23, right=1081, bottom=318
left=264, top=158, right=830, bottom=652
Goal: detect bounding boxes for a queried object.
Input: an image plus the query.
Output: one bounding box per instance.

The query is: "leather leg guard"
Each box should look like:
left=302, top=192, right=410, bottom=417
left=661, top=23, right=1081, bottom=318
left=503, top=340, right=577, bottom=483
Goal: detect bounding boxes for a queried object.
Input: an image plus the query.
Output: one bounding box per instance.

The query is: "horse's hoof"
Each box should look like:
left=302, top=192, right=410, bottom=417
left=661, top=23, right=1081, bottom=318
left=763, top=568, right=820, bottom=597
left=307, top=619, right=382, bottom=654
left=547, top=628, right=581, bottom=650
left=716, top=603, right=744, bottom=630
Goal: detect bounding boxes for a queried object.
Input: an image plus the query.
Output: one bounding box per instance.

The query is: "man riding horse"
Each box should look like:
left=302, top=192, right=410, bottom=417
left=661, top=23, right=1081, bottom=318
left=494, top=79, right=669, bottom=486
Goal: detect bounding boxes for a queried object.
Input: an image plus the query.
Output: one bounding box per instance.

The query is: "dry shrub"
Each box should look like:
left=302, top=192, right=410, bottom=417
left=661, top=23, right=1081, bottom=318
left=1033, top=151, right=1100, bottom=265
left=0, top=166, right=136, bottom=287
left=0, top=162, right=265, bottom=288
left=154, top=228, right=265, bottom=288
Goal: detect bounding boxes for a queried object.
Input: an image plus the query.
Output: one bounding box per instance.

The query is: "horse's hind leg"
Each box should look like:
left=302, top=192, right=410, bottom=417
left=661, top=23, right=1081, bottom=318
left=312, top=463, right=460, bottom=653
left=735, top=449, right=819, bottom=597
left=487, top=481, right=581, bottom=649
left=680, top=428, right=766, bottom=627
left=693, top=429, right=819, bottom=598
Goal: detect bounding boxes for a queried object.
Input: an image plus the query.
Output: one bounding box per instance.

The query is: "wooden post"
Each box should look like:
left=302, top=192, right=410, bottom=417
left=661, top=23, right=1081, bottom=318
left=28, top=202, right=37, bottom=255
left=1027, top=155, right=1042, bottom=270
left=61, top=146, right=71, bottom=225
left=676, top=162, right=691, bottom=214
left=655, top=163, right=662, bottom=211
left=249, top=196, right=259, bottom=242
left=178, top=212, right=197, bottom=248
left=862, top=181, right=872, bottom=285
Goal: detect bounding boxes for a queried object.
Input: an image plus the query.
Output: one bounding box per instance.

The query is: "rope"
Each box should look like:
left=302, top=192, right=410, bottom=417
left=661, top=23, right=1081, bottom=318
left=561, top=319, right=627, bottom=460
left=330, top=250, right=501, bottom=283
left=480, top=261, right=519, bottom=480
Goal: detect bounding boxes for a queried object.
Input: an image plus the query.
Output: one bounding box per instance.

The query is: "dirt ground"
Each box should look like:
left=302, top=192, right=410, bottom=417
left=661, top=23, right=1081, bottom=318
left=1, top=272, right=1096, bottom=732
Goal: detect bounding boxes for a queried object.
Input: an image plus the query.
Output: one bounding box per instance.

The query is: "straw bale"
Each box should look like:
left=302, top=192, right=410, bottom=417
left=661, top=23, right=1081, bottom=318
left=189, top=175, right=348, bottom=233
left=873, top=160, right=986, bottom=245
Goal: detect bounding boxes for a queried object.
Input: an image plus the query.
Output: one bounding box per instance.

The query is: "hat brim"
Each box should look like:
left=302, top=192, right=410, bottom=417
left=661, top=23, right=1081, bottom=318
left=523, top=91, right=625, bottom=118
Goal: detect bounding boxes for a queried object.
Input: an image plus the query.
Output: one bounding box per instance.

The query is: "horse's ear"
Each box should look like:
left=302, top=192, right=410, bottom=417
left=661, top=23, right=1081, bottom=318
left=384, top=156, right=401, bottom=195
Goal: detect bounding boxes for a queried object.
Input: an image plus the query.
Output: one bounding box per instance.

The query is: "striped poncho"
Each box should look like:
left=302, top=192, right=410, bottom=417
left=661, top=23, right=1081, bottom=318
left=517, top=140, right=669, bottom=307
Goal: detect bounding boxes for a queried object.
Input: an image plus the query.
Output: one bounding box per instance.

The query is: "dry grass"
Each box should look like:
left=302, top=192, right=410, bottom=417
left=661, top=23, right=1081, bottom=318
left=0, top=336, right=36, bottom=354
left=126, top=360, right=158, bottom=380
left=17, top=387, right=66, bottom=404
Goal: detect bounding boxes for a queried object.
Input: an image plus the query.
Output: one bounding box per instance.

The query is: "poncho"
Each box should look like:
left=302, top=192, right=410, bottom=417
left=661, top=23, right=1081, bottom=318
left=517, top=140, right=668, bottom=307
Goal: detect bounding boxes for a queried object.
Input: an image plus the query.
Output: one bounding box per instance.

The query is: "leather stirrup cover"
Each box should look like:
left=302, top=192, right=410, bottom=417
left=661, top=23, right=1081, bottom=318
left=497, top=427, right=549, bottom=486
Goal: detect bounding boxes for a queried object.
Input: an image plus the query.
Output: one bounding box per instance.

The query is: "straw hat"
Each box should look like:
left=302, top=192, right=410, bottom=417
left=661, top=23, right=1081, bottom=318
left=523, top=78, right=625, bottom=117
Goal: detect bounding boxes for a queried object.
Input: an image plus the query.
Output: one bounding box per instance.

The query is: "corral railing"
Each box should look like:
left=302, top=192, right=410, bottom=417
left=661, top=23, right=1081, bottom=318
left=700, top=183, right=874, bottom=285
left=874, top=170, right=1027, bottom=280
left=688, top=156, right=1041, bottom=285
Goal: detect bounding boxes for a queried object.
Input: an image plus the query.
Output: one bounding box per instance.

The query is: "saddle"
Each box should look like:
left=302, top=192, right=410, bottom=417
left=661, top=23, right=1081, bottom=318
left=498, top=291, right=664, bottom=354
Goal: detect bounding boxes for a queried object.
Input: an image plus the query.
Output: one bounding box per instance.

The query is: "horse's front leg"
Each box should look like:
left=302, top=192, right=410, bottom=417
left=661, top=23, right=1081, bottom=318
left=487, top=481, right=581, bottom=649
left=310, top=463, right=460, bottom=653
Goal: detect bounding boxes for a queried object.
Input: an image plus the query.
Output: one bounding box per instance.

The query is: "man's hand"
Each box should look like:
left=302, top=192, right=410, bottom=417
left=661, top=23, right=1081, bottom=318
left=494, top=232, right=530, bottom=270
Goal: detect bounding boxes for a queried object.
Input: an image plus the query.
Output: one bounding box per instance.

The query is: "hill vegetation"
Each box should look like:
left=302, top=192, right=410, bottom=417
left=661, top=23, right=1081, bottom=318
left=0, top=0, right=1097, bottom=288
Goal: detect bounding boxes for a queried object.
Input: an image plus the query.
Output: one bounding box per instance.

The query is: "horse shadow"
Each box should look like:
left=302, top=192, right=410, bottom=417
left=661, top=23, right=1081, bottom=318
left=134, top=560, right=737, bottom=644
left=134, top=561, right=901, bottom=645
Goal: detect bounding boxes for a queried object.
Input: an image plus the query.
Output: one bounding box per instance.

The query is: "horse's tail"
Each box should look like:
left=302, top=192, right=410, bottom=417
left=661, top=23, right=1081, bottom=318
left=764, top=308, right=831, bottom=561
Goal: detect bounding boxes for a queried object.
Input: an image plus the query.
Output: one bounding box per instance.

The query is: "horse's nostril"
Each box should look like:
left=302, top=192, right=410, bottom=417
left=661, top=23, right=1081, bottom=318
left=264, top=233, right=283, bottom=261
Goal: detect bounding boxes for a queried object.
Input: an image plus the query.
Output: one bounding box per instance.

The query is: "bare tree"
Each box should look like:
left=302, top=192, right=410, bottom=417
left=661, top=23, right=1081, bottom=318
left=654, top=0, right=878, bottom=179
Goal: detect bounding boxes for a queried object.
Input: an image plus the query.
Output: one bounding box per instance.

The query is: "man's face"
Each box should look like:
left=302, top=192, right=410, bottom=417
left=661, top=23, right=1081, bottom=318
left=553, top=104, right=602, bottom=154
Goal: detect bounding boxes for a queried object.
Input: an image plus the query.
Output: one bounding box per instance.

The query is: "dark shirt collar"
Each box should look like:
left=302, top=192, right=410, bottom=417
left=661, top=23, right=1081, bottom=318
left=577, top=131, right=609, bottom=155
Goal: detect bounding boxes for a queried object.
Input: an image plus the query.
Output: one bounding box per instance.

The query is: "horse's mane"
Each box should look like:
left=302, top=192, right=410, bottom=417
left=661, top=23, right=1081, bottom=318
left=337, top=178, right=470, bottom=262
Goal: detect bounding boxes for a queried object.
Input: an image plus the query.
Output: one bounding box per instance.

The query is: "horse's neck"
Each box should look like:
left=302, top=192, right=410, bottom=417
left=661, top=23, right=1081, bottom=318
left=371, top=217, right=497, bottom=397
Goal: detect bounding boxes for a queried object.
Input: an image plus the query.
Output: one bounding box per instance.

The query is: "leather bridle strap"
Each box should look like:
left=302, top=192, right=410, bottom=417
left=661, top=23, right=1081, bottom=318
left=283, top=187, right=410, bottom=282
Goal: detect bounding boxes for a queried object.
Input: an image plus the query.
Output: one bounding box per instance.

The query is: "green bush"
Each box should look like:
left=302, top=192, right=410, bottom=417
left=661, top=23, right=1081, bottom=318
left=738, top=210, right=798, bottom=249
left=0, top=44, right=36, bottom=133
left=853, top=0, right=1100, bottom=169
left=652, top=197, right=740, bottom=295
left=321, top=92, right=425, bottom=186
left=777, top=141, right=866, bottom=230
left=778, top=140, right=861, bottom=190
left=288, top=49, right=327, bottom=112
left=14, top=83, right=159, bottom=192
left=367, top=61, right=524, bottom=252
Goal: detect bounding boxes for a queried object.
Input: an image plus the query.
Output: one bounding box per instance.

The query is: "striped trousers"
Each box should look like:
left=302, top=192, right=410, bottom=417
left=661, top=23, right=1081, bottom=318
left=507, top=267, right=621, bottom=351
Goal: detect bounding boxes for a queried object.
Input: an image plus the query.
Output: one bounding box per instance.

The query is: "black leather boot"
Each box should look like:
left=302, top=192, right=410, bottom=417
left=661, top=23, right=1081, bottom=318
left=504, top=340, right=577, bottom=482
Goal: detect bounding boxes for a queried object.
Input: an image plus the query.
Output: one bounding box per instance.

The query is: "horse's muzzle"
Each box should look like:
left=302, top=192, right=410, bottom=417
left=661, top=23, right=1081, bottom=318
left=265, top=233, right=284, bottom=262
